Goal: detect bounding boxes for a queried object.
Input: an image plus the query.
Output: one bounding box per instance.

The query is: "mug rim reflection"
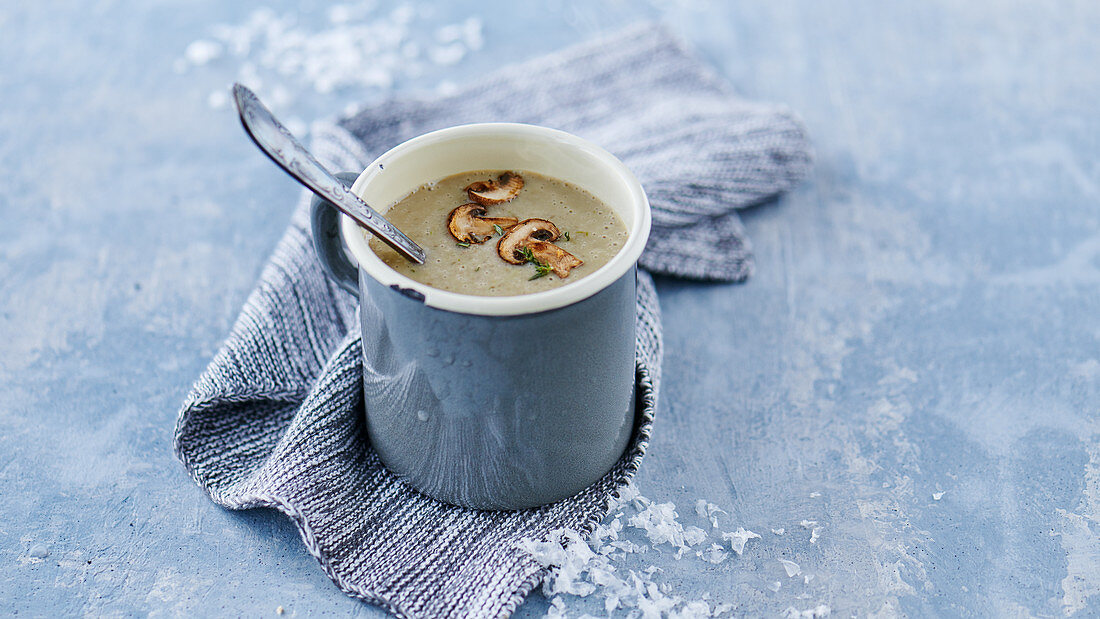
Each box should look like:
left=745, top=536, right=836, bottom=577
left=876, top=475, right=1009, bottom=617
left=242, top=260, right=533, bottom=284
left=339, top=122, right=651, bottom=317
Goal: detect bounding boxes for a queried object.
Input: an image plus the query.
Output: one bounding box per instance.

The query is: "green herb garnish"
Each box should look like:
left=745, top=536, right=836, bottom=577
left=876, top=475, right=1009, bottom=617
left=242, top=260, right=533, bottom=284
left=529, top=263, right=553, bottom=280
left=456, top=241, right=471, bottom=248
left=518, top=246, right=553, bottom=280
left=561, top=231, right=570, bottom=242
left=493, top=223, right=505, bottom=237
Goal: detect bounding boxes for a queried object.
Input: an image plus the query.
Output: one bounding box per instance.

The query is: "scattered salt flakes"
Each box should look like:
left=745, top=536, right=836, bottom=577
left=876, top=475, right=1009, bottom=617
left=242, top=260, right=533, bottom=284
left=180, top=2, right=486, bottom=114
left=546, top=596, right=568, bottom=618
left=326, top=4, right=353, bottom=24
left=768, top=581, right=782, bottom=593
left=610, top=540, right=647, bottom=554
left=462, top=17, right=484, bottom=51
left=694, top=499, right=708, bottom=517
left=809, top=492, right=821, bottom=498
left=592, top=517, right=623, bottom=546
left=799, top=519, right=817, bottom=529
left=809, top=526, right=822, bottom=544
left=207, top=89, right=229, bottom=110
left=519, top=488, right=747, bottom=616
left=804, top=574, right=815, bottom=584
left=184, top=39, right=223, bottom=66
left=609, top=481, right=641, bottom=512
left=697, top=543, right=728, bottom=564
left=721, top=528, right=761, bottom=555
left=683, top=526, right=707, bottom=547
left=435, top=80, right=459, bottom=96
left=389, top=4, right=415, bottom=25
left=779, top=559, right=802, bottom=577
left=639, top=581, right=681, bottom=617
left=671, top=600, right=712, bottom=618
left=772, top=528, right=785, bottom=535
left=628, top=501, right=685, bottom=549
left=604, top=595, right=619, bottom=614
left=783, top=604, right=831, bottom=618
left=694, top=499, right=727, bottom=528
left=933, top=491, right=945, bottom=501
left=429, top=43, right=466, bottom=66
left=434, top=22, right=465, bottom=44
left=713, top=602, right=734, bottom=615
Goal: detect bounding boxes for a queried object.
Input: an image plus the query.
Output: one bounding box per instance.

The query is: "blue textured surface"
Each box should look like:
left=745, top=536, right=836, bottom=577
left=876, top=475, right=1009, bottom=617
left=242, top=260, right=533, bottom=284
left=3, top=1, right=1099, bottom=616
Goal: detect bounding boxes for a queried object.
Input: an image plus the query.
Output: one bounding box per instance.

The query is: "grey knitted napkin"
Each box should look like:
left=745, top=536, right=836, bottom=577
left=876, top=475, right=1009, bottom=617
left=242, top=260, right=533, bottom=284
left=175, top=23, right=810, bottom=618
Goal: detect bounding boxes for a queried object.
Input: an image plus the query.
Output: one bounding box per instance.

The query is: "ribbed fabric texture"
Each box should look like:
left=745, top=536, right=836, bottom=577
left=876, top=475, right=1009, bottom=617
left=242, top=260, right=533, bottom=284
left=174, top=23, right=811, bottom=618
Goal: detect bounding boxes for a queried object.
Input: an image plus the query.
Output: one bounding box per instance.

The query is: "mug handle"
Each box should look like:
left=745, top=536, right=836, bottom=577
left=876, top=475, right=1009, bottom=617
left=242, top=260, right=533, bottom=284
left=309, top=172, right=362, bottom=295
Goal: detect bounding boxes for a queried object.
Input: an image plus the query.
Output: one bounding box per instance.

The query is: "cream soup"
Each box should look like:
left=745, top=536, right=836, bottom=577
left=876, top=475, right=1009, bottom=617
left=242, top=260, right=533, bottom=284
left=367, top=170, right=627, bottom=296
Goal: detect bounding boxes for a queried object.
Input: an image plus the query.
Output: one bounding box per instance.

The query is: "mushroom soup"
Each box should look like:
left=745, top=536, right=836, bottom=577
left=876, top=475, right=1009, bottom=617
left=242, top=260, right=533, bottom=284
left=367, top=170, right=628, bottom=296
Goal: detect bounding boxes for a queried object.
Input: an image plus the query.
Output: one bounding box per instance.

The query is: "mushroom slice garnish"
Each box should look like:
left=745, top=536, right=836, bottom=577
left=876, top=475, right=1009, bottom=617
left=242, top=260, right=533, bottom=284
left=447, top=204, right=519, bottom=244
left=497, top=218, right=583, bottom=278
left=465, top=172, right=525, bottom=206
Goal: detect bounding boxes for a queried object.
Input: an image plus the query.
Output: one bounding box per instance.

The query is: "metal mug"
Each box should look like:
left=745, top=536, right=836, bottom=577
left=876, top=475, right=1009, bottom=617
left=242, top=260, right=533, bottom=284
left=310, top=123, right=651, bottom=509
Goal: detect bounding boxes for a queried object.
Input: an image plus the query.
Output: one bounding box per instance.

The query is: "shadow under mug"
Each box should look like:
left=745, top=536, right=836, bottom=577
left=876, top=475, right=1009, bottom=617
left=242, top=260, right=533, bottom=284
left=310, top=123, right=651, bottom=510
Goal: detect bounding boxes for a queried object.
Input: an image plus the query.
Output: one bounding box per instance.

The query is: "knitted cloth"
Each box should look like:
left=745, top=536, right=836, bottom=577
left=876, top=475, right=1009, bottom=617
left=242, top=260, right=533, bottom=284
left=175, top=23, right=811, bottom=618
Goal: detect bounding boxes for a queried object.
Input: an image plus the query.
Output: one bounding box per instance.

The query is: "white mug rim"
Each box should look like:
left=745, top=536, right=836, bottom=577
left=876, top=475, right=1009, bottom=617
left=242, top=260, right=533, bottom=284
left=339, top=122, right=651, bottom=317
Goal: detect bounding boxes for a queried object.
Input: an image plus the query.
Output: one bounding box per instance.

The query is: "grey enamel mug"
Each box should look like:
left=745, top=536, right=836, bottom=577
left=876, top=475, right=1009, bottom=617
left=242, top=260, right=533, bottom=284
left=310, top=123, right=651, bottom=510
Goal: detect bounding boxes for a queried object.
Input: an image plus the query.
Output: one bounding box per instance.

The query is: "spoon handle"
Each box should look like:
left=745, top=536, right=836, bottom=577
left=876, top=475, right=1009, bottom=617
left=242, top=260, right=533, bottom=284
left=232, top=84, right=426, bottom=264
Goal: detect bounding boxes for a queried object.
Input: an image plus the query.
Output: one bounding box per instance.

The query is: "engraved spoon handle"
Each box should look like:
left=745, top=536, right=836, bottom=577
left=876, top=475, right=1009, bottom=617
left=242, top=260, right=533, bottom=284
left=232, top=83, right=425, bottom=264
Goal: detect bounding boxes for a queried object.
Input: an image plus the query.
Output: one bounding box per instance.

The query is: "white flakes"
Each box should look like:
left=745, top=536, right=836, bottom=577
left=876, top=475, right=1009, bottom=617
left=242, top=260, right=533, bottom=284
left=518, top=486, right=745, bottom=616
left=721, top=527, right=761, bottom=555
left=804, top=574, right=815, bottom=584
left=694, top=499, right=708, bottom=517
left=768, top=580, right=783, bottom=593
left=809, top=492, right=822, bottom=498
left=671, top=600, right=712, bottom=618
left=713, top=602, right=734, bottom=615
left=434, top=23, right=465, bottom=44
left=809, top=526, right=822, bottom=544
left=783, top=604, right=831, bottom=618
left=683, top=526, right=707, bottom=547
left=799, top=520, right=817, bottom=529
left=609, top=540, right=647, bottom=554
left=207, top=89, right=229, bottom=110
left=429, top=43, right=466, bottom=66
left=628, top=501, right=686, bottom=549
left=694, top=499, right=727, bottom=528
left=697, top=543, right=728, bottom=564
left=772, top=528, right=785, bottom=535
left=28, top=544, right=49, bottom=559
left=184, top=39, right=223, bottom=66
left=546, top=596, right=567, bottom=618
left=779, top=559, right=802, bottom=577
left=933, top=491, right=945, bottom=501
left=461, top=16, right=484, bottom=51
left=389, top=4, right=415, bottom=25
left=179, top=2, right=486, bottom=117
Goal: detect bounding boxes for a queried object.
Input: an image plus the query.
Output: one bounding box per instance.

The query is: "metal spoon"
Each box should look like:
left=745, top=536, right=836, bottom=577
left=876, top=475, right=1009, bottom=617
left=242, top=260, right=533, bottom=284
left=232, top=83, right=426, bottom=264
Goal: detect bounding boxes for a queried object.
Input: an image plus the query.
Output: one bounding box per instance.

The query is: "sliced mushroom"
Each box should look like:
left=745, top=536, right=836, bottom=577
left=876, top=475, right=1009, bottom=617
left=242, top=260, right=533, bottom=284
left=447, top=204, right=519, bottom=243
left=465, top=172, right=524, bottom=206
left=497, top=218, right=583, bottom=278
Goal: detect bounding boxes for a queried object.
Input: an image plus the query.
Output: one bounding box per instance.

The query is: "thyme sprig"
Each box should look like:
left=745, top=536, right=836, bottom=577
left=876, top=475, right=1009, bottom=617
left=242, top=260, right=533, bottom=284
left=518, top=245, right=553, bottom=280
